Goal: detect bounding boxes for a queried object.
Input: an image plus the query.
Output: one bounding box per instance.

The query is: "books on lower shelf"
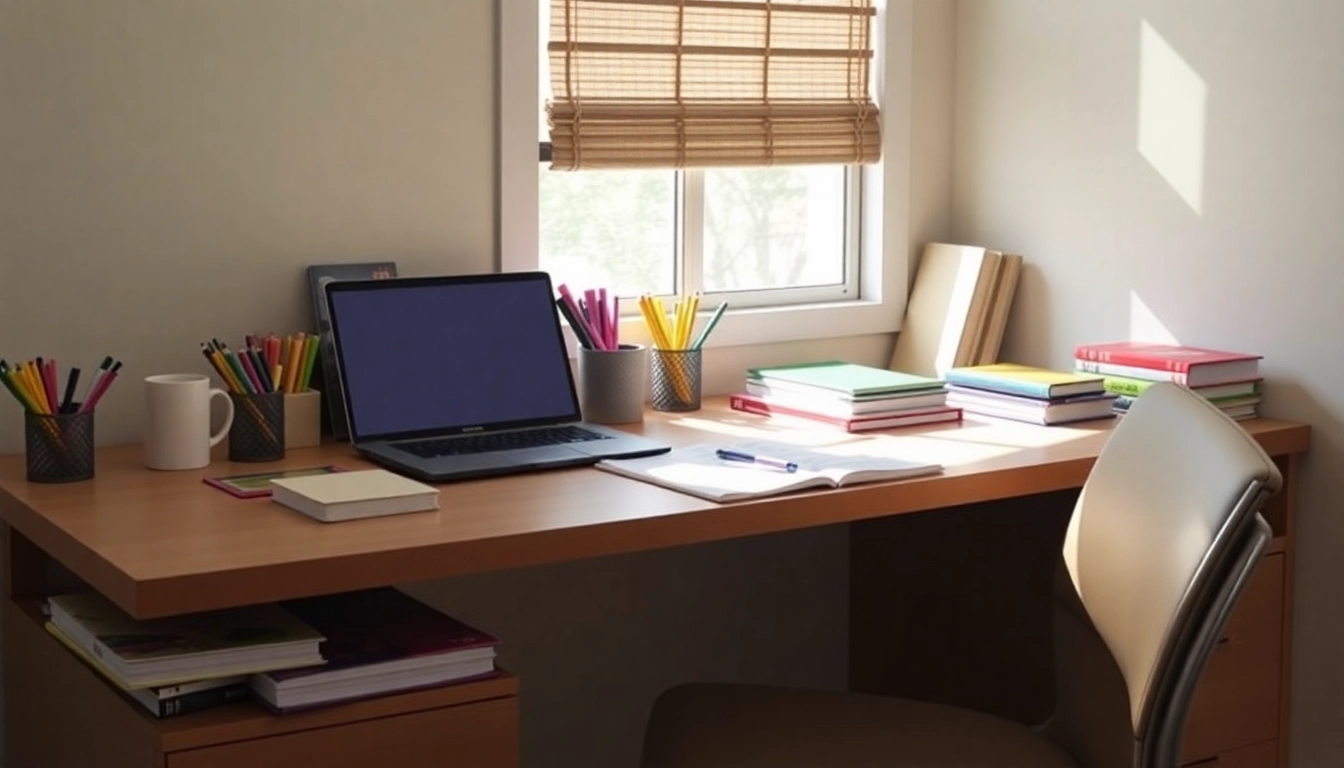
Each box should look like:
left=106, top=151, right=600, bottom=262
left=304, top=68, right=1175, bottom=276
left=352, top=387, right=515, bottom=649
left=269, top=468, right=440, bottom=522
left=44, top=621, right=252, bottom=718
left=127, top=675, right=250, bottom=718
left=45, top=592, right=325, bottom=689
left=46, top=587, right=503, bottom=717
left=251, top=588, right=500, bottom=711
left=595, top=439, right=943, bottom=503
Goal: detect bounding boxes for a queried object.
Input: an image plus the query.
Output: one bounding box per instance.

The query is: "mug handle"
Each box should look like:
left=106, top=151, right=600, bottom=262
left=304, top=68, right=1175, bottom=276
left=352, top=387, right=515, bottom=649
left=208, top=388, right=235, bottom=447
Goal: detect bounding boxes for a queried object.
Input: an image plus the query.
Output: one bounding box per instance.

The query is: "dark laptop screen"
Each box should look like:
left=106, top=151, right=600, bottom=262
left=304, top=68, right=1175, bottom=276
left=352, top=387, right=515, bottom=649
left=325, top=273, right=580, bottom=439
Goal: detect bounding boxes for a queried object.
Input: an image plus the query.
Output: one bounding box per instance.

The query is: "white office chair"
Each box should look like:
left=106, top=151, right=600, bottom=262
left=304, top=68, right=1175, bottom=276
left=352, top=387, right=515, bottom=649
left=640, top=382, right=1282, bottom=768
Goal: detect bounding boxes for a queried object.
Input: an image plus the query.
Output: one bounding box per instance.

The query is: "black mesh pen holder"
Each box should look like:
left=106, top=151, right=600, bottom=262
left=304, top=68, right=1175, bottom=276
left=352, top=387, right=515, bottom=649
left=650, top=348, right=703, bottom=412
left=26, top=410, right=95, bottom=483
left=228, top=392, right=286, bottom=462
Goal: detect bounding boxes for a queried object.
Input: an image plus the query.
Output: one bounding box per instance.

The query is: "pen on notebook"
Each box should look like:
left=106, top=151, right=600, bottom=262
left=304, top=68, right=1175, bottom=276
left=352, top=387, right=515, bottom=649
left=715, top=449, right=799, bottom=473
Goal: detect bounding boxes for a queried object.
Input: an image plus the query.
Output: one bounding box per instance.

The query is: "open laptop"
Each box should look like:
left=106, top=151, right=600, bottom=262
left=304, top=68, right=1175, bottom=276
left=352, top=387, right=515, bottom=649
left=323, top=271, right=670, bottom=482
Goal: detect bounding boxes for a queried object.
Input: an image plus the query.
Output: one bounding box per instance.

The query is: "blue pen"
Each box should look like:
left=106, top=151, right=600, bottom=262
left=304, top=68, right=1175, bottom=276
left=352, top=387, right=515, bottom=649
left=715, top=449, right=798, bottom=473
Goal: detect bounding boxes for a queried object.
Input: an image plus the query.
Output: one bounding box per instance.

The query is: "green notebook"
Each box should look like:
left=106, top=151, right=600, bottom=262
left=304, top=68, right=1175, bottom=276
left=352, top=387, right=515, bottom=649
left=746, top=361, right=945, bottom=398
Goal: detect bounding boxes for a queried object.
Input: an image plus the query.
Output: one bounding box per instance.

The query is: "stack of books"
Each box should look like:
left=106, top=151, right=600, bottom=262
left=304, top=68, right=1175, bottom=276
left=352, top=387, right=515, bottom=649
left=944, top=363, right=1117, bottom=426
left=1073, top=342, right=1264, bottom=420
left=729, top=360, right=960, bottom=432
left=251, top=588, right=499, bottom=712
left=888, top=243, right=1025, bottom=377
left=45, top=592, right=325, bottom=718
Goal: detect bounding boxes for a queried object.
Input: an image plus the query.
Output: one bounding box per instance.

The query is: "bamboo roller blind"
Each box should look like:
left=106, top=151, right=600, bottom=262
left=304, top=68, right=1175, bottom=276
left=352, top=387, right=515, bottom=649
left=546, top=0, right=881, bottom=170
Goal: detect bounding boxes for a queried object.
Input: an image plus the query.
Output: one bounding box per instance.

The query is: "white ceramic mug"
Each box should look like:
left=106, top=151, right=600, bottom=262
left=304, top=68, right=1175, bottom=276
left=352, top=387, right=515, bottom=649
left=143, top=374, right=234, bottom=470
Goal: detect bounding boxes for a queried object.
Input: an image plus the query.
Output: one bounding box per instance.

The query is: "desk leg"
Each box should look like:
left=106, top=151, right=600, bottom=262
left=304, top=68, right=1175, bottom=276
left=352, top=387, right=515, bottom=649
left=848, top=489, right=1078, bottom=725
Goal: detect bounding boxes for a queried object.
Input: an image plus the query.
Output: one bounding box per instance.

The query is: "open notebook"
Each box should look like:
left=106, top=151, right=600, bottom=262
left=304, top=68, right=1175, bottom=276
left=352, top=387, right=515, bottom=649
left=596, top=439, right=942, bottom=503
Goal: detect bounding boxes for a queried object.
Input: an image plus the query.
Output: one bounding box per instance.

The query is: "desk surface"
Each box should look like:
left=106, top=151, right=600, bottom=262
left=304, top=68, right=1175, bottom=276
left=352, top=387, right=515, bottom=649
left=0, top=399, right=1311, bottom=619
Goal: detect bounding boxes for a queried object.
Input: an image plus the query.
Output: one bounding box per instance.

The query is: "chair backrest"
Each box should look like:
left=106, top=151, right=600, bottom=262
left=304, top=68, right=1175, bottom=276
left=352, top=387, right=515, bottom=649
left=1046, top=382, right=1281, bottom=768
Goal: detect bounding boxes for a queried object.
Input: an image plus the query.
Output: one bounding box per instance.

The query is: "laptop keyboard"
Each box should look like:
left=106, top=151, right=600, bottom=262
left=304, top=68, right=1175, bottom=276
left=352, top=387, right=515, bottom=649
left=395, top=425, right=611, bottom=459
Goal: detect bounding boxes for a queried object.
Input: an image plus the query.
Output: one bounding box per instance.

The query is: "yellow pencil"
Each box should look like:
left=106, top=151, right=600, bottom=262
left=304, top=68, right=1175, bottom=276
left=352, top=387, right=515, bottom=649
left=20, top=362, right=50, bottom=414
left=284, top=334, right=304, bottom=393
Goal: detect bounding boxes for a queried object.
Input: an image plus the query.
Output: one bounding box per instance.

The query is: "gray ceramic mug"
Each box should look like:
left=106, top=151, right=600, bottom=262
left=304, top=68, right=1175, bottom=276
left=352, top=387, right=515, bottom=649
left=577, top=344, right=648, bottom=424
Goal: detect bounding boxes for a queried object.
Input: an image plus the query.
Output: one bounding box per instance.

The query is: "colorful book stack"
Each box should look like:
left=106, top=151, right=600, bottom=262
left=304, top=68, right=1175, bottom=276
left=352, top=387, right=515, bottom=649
left=1073, top=342, right=1263, bottom=420
left=730, top=360, right=960, bottom=432
left=944, top=363, right=1116, bottom=426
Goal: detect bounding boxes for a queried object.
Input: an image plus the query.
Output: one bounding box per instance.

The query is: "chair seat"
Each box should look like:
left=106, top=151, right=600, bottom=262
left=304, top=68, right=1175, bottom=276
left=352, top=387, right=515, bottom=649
left=642, top=683, right=1079, bottom=768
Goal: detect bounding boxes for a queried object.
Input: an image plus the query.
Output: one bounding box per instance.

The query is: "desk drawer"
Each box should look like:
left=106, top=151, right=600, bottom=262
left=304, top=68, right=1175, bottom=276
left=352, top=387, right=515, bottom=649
left=167, top=695, right=518, bottom=768
left=1180, top=554, right=1283, bottom=763
left=1181, top=739, right=1276, bottom=768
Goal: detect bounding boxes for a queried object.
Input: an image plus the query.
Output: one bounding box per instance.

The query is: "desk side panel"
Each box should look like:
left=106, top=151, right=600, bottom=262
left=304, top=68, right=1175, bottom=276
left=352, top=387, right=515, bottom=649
left=2, top=599, right=163, bottom=768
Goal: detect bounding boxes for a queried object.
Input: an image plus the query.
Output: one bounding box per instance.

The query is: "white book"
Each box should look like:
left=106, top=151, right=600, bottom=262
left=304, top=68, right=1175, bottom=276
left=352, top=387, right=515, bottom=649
left=270, top=469, right=439, bottom=523
left=596, top=439, right=942, bottom=504
left=889, top=243, right=999, bottom=378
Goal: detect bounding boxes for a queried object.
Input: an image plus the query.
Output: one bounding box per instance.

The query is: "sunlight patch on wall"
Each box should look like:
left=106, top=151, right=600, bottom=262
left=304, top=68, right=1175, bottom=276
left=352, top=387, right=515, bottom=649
left=1137, top=20, right=1207, bottom=215
left=1130, top=290, right=1179, bottom=344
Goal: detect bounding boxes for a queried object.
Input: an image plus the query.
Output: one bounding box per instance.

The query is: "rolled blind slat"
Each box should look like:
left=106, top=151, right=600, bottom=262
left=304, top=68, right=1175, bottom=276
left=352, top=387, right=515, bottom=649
left=546, top=0, right=881, bottom=170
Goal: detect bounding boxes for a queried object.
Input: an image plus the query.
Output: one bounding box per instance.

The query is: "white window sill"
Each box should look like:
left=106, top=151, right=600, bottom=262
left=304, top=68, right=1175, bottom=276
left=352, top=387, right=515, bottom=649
left=564, top=298, right=901, bottom=353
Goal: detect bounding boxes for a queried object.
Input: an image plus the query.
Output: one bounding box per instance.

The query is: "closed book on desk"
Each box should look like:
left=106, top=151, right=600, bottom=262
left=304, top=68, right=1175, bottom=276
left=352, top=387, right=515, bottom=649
left=947, top=387, right=1116, bottom=426
left=596, top=439, right=942, bottom=503
left=945, top=364, right=1105, bottom=399
left=251, top=587, right=499, bottom=711
left=270, top=468, right=439, bottom=522
left=729, top=393, right=962, bottom=433
left=46, top=592, right=325, bottom=689
left=1073, top=342, right=1261, bottom=387
left=747, top=361, right=944, bottom=398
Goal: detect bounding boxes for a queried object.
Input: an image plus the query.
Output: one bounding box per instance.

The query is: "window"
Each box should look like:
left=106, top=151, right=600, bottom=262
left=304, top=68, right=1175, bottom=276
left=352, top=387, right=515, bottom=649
left=500, top=0, right=912, bottom=348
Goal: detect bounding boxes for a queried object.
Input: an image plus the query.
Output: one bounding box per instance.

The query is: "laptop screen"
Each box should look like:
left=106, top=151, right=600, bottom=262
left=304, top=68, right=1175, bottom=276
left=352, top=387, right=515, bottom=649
left=325, top=272, right=581, bottom=440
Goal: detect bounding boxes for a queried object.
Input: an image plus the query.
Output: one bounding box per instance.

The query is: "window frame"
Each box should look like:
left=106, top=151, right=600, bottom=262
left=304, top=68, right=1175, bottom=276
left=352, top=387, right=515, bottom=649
left=498, top=0, right=912, bottom=350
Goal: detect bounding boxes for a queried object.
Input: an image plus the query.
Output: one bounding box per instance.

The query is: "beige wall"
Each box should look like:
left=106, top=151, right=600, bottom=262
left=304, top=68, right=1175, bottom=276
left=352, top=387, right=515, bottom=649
left=0, top=2, right=956, bottom=766
left=953, top=2, right=1344, bottom=765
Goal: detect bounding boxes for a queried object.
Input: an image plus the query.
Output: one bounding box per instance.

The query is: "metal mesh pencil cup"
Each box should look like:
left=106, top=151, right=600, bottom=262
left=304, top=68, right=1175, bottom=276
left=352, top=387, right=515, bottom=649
left=25, top=410, right=95, bottom=483
left=650, top=348, right=702, bottom=412
left=228, top=391, right=286, bottom=462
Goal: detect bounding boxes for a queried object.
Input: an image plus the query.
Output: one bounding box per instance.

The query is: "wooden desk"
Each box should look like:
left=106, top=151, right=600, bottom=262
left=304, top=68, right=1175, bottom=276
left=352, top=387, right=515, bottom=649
left=0, top=400, right=1311, bottom=768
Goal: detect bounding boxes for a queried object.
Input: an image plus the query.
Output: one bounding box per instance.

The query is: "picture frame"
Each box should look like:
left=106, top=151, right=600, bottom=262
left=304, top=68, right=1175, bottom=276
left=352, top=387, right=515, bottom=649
left=306, top=262, right=398, bottom=441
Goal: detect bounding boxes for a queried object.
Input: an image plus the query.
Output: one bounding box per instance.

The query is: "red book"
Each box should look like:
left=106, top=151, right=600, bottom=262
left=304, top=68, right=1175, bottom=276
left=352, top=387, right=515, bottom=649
left=1074, top=342, right=1261, bottom=387
left=729, top=393, right=962, bottom=432
left=252, top=588, right=500, bottom=711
